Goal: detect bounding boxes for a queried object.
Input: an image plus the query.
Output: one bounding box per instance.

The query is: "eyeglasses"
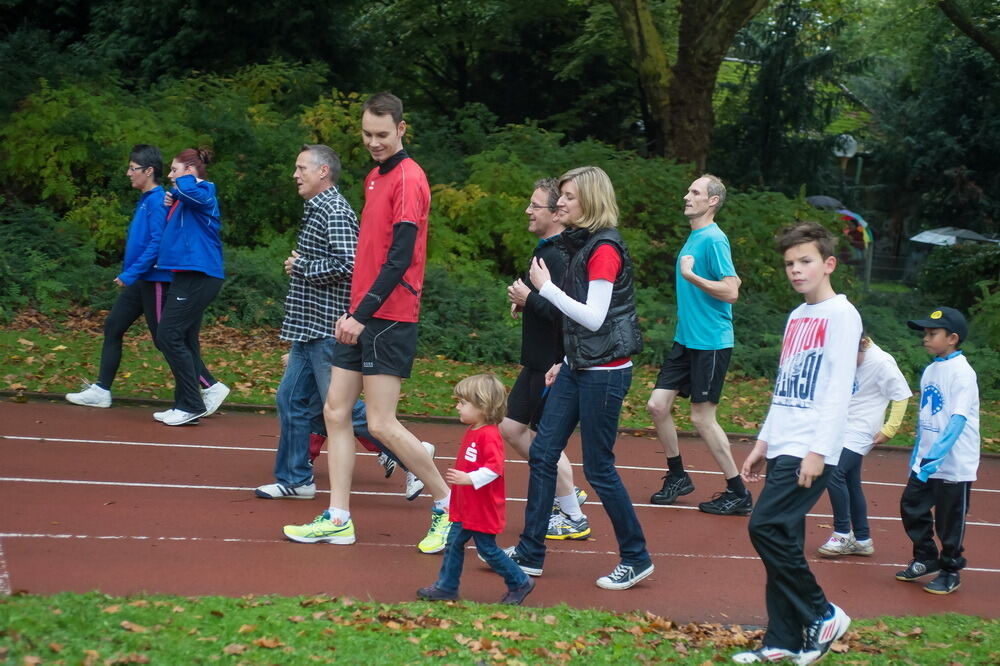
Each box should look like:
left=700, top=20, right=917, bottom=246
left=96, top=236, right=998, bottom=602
left=527, top=202, right=554, bottom=211
left=127, top=166, right=149, bottom=173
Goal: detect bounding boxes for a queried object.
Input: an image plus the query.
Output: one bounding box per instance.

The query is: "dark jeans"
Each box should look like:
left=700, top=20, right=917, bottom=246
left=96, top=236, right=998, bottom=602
left=827, top=449, right=870, bottom=540
left=899, top=472, right=971, bottom=572
left=436, top=522, right=528, bottom=595
left=748, top=455, right=833, bottom=652
left=99, top=280, right=215, bottom=390
left=516, top=364, right=650, bottom=569
left=155, top=271, right=223, bottom=413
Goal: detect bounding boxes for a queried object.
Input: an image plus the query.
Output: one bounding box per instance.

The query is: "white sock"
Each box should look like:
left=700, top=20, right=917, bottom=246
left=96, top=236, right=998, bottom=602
left=326, top=507, right=350, bottom=524
left=433, top=492, right=450, bottom=512
left=833, top=531, right=852, bottom=539
left=556, top=493, right=584, bottom=521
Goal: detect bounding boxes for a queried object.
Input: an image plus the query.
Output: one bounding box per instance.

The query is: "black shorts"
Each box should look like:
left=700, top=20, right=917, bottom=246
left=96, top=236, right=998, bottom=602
left=332, top=317, right=418, bottom=378
left=654, top=342, right=731, bottom=403
left=506, top=366, right=549, bottom=430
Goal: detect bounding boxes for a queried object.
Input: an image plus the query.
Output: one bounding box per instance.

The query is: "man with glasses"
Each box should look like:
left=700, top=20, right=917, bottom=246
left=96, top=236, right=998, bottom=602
left=504, top=179, right=589, bottom=540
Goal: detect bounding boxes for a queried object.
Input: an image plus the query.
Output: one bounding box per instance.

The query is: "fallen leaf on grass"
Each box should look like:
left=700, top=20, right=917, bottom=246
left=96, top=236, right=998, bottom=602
left=120, top=621, right=148, bottom=633
left=222, top=644, right=247, bottom=655
left=238, top=624, right=256, bottom=634
left=252, top=637, right=284, bottom=649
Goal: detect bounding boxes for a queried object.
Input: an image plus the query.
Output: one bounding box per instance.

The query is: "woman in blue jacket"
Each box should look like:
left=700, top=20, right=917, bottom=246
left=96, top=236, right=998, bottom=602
left=67, top=145, right=226, bottom=412
left=153, top=148, right=228, bottom=426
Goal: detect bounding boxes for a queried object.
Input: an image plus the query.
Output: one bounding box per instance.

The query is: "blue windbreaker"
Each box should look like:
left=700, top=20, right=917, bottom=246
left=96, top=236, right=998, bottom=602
left=157, top=174, right=225, bottom=279
left=117, top=185, right=173, bottom=285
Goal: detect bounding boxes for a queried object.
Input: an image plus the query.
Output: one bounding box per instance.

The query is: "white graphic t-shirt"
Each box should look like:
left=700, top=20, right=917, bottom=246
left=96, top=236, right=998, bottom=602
left=912, top=353, right=980, bottom=482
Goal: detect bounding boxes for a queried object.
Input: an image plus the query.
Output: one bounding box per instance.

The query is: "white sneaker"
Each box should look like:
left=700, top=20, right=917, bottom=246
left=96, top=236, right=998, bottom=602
left=255, top=482, right=316, bottom=499
left=153, top=409, right=172, bottom=422
left=817, top=531, right=856, bottom=557
left=66, top=384, right=111, bottom=408
left=201, top=382, right=230, bottom=416
left=405, top=441, right=435, bottom=501
left=161, top=409, right=204, bottom=426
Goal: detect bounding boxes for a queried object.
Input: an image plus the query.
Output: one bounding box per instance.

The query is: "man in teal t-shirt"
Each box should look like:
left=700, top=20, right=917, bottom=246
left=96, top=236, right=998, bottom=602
left=646, top=175, right=752, bottom=516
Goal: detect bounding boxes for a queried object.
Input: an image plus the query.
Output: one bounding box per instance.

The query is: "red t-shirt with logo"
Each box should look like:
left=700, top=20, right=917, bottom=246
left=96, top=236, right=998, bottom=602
left=351, top=157, right=431, bottom=322
left=450, top=424, right=506, bottom=534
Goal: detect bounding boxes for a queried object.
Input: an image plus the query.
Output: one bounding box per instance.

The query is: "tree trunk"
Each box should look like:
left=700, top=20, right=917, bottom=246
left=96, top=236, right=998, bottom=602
left=937, top=0, right=1000, bottom=64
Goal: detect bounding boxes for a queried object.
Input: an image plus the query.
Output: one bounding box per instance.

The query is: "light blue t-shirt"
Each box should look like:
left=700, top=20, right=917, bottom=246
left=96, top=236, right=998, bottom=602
left=674, top=223, right=736, bottom=350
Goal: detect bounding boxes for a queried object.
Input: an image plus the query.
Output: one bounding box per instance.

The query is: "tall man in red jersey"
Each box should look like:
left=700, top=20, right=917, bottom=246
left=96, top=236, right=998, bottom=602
left=283, top=93, right=452, bottom=554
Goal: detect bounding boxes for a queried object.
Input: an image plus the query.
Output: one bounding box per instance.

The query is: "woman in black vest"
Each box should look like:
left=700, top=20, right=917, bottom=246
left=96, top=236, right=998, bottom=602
left=506, top=166, right=652, bottom=590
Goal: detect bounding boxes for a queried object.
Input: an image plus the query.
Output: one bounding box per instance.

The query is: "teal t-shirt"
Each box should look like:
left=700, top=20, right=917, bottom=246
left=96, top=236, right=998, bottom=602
left=674, top=223, right=736, bottom=350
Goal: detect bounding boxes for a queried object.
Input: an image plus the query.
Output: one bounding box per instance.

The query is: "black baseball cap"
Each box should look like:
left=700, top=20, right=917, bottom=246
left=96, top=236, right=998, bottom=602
left=906, top=306, right=968, bottom=343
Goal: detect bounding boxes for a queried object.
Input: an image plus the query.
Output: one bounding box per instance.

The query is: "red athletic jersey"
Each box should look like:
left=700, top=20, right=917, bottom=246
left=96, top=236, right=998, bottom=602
left=449, top=424, right=507, bottom=534
left=351, top=157, right=431, bottom=322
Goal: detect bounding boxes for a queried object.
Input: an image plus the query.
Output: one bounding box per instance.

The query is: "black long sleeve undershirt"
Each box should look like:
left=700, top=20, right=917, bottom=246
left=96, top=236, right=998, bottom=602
left=350, top=221, right=417, bottom=324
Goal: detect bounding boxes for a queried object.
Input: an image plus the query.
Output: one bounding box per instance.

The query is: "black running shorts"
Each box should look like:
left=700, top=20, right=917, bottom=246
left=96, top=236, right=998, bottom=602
left=332, top=317, right=418, bottom=378
left=654, top=342, right=732, bottom=403
left=506, top=366, right=550, bottom=430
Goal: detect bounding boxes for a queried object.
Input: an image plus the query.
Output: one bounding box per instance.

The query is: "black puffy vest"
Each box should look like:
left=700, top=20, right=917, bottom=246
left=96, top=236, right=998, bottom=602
left=560, top=227, right=643, bottom=369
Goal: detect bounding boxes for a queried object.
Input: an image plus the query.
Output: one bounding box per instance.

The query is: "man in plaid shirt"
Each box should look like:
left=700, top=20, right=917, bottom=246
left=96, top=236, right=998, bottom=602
left=255, top=144, right=402, bottom=500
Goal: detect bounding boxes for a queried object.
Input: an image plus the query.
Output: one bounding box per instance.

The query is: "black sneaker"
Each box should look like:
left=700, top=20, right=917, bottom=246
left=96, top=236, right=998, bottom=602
left=798, top=603, right=850, bottom=665
left=500, top=578, right=536, bottom=605
left=924, top=570, right=961, bottom=595
left=416, top=584, right=457, bottom=601
left=650, top=474, right=695, bottom=505
left=479, top=546, right=543, bottom=577
left=698, top=489, right=753, bottom=516
left=595, top=561, right=654, bottom=590
left=895, top=559, right=940, bottom=582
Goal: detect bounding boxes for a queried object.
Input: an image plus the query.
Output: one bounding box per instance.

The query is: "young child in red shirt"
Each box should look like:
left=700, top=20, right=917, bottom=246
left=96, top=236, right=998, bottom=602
left=418, top=374, right=535, bottom=605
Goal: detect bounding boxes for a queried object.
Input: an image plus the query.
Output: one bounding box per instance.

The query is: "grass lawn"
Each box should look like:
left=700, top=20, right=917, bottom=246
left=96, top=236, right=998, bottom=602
left=1, top=592, right=998, bottom=664
left=2, top=316, right=997, bottom=453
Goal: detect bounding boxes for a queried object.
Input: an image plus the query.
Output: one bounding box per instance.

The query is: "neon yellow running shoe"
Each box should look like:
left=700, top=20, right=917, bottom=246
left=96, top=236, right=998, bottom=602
left=283, top=511, right=355, bottom=545
left=417, top=507, right=452, bottom=554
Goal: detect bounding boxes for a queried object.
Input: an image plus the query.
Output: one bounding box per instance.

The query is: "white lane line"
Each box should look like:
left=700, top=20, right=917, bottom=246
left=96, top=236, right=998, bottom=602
left=5, top=434, right=999, bottom=495
left=0, top=538, right=10, bottom=595
left=2, top=532, right=998, bottom=576
left=3, top=476, right=1000, bottom=528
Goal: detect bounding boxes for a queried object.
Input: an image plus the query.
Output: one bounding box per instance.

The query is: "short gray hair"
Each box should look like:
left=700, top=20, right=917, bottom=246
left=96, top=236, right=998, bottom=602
left=701, top=173, right=727, bottom=211
left=533, top=177, right=559, bottom=209
left=300, top=144, right=342, bottom=184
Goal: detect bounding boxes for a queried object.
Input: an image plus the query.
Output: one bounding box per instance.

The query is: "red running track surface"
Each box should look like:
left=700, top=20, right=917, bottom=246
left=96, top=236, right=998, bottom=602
left=2, top=400, right=998, bottom=624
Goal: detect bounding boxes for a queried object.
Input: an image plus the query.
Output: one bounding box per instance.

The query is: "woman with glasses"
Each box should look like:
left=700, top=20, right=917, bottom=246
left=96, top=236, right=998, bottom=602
left=67, top=145, right=187, bottom=410
left=504, top=165, right=653, bottom=590
left=152, top=147, right=229, bottom=426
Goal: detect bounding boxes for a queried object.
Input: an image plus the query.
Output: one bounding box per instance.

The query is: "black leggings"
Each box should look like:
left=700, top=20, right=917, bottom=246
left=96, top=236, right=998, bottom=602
left=155, top=272, right=223, bottom=412
left=98, top=280, right=216, bottom=391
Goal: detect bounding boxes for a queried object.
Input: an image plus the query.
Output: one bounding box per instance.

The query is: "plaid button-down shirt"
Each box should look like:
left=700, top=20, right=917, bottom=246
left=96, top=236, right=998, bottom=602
left=280, top=186, right=359, bottom=342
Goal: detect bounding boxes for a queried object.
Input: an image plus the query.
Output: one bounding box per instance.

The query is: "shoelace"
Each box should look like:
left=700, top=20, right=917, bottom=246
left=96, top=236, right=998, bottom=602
left=607, top=563, right=631, bottom=580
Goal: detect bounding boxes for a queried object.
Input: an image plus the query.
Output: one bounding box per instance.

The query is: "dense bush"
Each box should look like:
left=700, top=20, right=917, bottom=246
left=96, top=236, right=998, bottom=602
left=916, top=244, right=1000, bottom=312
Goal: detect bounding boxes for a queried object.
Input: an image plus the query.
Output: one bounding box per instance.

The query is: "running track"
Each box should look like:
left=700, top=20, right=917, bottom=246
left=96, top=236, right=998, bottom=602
left=1, top=400, right=997, bottom=624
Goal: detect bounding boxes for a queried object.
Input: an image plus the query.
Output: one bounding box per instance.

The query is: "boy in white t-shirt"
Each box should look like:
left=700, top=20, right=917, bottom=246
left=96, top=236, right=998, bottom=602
left=734, top=222, right=858, bottom=665
left=818, top=335, right=911, bottom=558
left=896, top=306, right=980, bottom=595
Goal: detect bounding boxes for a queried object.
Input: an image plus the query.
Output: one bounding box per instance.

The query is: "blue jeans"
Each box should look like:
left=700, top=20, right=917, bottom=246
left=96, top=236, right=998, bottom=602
left=516, top=364, right=650, bottom=569
left=828, top=449, right=870, bottom=540
left=273, top=337, right=397, bottom=487
left=436, top=522, right=528, bottom=594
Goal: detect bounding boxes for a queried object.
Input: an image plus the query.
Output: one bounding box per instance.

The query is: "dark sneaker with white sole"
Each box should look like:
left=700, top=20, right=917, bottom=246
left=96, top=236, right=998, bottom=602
left=480, top=546, right=543, bottom=577
left=698, top=489, right=753, bottom=516
left=650, top=474, right=695, bottom=505
left=731, top=646, right=799, bottom=663
left=924, top=570, right=960, bottom=595
left=895, top=559, right=940, bottom=582
left=595, top=561, right=654, bottom=590
left=500, top=578, right=535, bottom=605
left=797, top=603, right=850, bottom=665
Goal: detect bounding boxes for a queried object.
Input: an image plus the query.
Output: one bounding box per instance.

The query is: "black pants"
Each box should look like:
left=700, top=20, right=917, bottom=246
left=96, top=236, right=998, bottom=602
left=899, top=472, right=971, bottom=572
left=155, top=272, right=223, bottom=413
left=748, top=455, right=833, bottom=651
left=97, top=280, right=216, bottom=391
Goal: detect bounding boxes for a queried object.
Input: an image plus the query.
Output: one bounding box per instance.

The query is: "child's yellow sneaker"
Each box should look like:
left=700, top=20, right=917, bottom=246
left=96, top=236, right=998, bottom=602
left=283, top=512, right=355, bottom=545
left=417, top=507, right=452, bottom=554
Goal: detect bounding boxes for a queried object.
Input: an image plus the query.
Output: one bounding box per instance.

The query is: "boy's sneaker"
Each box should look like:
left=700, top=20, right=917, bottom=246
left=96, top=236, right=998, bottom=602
left=698, top=489, right=753, bottom=516
left=417, top=507, right=451, bottom=554
left=650, top=474, right=695, bottom=505
left=255, top=482, right=316, bottom=500
left=817, top=531, right=856, bottom=557
left=416, top=584, right=457, bottom=601
left=201, top=382, right=230, bottom=416
left=161, top=409, right=204, bottom=426
left=378, top=452, right=397, bottom=478
left=732, top=646, right=799, bottom=663
left=545, top=512, right=591, bottom=540
left=551, top=486, right=589, bottom=514
left=895, top=559, right=940, bottom=582
left=596, top=561, right=655, bottom=590
left=500, top=578, right=535, bottom=605
left=797, top=603, right=850, bottom=665
left=283, top=512, right=355, bottom=545
left=66, top=383, right=112, bottom=408
left=924, top=570, right=961, bottom=595
left=405, top=441, right=435, bottom=501
left=480, top=546, right=543, bottom=577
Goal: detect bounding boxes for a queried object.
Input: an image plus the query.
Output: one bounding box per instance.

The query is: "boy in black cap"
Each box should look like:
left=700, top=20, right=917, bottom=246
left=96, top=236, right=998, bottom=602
left=897, top=306, right=980, bottom=595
